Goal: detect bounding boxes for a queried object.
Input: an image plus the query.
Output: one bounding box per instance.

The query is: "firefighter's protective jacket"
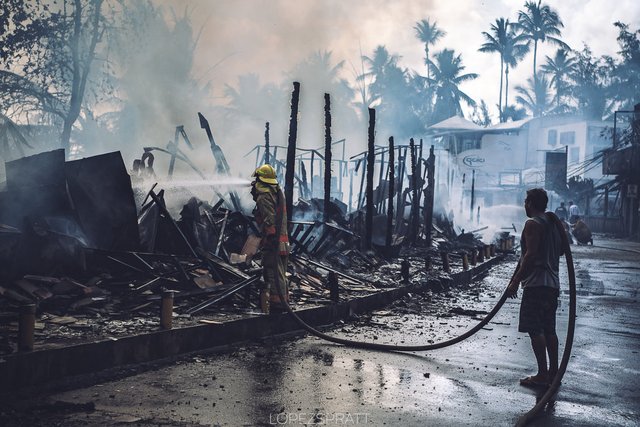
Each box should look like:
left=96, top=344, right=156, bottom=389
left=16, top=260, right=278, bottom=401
left=253, top=181, right=289, bottom=255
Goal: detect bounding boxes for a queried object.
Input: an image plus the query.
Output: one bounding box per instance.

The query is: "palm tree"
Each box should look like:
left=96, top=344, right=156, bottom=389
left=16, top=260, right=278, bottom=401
left=541, top=49, right=577, bottom=109
left=515, top=75, right=552, bottom=117
left=359, top=45, right=400, bottom=106
left=502, top=27, right=530, bottom=118
left=224, top=73, right=286, bottom=123
left=479, top=18, right=509, bottom=122
left=427, top=49, right=478, bottom=123
left=569, top=46, right=612, bottom=120
left=502, top=104, right=528, bottom=122
left=414, top=19, right=446, bottom=81
left=359, top=46, right=422, bottom=137
left=515, top=0, right=569, bottom=83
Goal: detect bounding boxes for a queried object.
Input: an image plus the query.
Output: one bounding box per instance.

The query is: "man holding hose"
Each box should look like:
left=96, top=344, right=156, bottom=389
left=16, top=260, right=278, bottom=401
left=507, top=188, right=564, bottom=387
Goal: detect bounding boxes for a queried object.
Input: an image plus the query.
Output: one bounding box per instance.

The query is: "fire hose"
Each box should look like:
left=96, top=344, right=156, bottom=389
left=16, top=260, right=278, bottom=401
left=271, top=199, right=576, bottom=426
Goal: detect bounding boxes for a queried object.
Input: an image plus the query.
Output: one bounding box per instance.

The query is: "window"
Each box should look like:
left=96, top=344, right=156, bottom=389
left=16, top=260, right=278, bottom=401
left=560, top=131, right=575, bottom=145
left=570, top=147, right=580, bottom=163
left=499, top=172, right=521, bottom=186
left=548, top=130, right=557, bottom=146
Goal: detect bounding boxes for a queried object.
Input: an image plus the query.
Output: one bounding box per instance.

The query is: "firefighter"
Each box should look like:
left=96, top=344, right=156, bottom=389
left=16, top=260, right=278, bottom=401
left=251, top=164, right=290, bottom=314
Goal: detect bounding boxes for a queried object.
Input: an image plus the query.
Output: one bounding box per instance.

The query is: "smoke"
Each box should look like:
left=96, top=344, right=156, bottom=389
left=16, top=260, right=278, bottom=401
left=4, top=0, right=637, bottom=196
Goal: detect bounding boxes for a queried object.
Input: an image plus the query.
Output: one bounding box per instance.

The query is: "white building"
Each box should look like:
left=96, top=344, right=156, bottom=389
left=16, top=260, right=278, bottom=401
left=429, top=114, right=612, bottom=195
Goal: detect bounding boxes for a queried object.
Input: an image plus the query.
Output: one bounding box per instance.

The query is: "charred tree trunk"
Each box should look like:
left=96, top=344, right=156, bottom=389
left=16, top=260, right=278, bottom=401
left=424, top=145, right=436, bottom=247
left=61, top=0, right=104, bottom=156
left=409, top=138, right=419, bottom=245
left=264, top=122, right=270, bottom=164
left=285, top=82, right=300, bottom=222
left=364, top=108, right=375, bottom=250
left=324, top=94, right=332, bottom=223
left=386, top=136, right=395, bottom=250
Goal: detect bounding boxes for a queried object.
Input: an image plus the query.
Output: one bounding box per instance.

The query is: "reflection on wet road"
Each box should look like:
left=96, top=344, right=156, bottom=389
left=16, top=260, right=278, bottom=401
left=5, top=237, right=640, bottom=426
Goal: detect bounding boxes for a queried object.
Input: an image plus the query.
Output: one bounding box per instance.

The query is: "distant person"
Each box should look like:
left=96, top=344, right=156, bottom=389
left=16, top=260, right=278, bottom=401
left=568, top=201, right=581, bottom=224
left=507, top=188, right=565, bottom=388
left=572, top=219, right=593, bottom=245
left=554, top=202, right=568, bottom=222
left=477, top=206, right=481, bottom=224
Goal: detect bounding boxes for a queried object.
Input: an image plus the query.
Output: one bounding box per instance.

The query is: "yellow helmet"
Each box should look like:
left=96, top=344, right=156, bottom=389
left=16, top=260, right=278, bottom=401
left=252, top=164, right=278, bottom=185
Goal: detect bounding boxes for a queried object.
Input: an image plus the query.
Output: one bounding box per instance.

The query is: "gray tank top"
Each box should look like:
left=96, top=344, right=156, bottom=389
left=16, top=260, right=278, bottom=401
left=520, top=214, right=561, bottom=289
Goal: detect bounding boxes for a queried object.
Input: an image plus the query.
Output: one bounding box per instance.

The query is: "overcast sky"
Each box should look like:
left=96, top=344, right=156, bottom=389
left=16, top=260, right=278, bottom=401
left=161, top=0, right=639, bottom=121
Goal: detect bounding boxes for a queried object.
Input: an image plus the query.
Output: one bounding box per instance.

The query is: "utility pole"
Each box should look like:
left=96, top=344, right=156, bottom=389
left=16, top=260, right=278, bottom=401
left=469, top=169, right=475, bottom=222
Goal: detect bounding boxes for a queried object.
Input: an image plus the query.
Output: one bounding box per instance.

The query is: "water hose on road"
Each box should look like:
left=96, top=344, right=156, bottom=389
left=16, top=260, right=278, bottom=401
left=589, top=245, right=640, bottom=255
left=271, top=201, right=576, bottom=425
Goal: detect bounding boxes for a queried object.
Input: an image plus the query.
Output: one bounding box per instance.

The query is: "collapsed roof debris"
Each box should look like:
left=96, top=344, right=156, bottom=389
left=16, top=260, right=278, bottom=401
left=0, top=119, right=512, bottom=355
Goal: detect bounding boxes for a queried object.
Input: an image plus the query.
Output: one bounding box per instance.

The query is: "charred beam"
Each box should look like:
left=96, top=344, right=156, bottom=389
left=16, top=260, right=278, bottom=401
left=364, top=108, right=375, bottom=250
left=264, top=122, right=270, bottom=164
left=285, top=82, right=300, bottom=222
left=324, top=93, right=332, bottom=223
left=386, top=136, right=395, bottom=251
left=409, top=138, right=418, bottom=245
left=424, top=145, right=436, bottom=247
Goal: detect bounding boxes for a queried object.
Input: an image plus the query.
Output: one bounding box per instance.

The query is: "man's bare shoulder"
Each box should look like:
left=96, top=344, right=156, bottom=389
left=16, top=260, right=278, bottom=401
left=523, top=217, right=545, bottom=232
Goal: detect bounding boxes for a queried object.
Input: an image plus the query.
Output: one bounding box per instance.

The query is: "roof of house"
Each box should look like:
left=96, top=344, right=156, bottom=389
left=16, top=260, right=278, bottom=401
left=485, top=118, right=533, bottom=131
left=429, top=116, right=484, bottom=132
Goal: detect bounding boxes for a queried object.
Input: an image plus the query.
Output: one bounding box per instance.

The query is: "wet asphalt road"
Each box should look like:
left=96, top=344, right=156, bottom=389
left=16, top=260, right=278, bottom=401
left=3, top=236, right=640, bottom=426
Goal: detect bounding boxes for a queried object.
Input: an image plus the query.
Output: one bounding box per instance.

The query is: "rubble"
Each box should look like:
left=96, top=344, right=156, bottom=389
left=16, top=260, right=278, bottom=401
left=0, top=141, right=511, bottom=356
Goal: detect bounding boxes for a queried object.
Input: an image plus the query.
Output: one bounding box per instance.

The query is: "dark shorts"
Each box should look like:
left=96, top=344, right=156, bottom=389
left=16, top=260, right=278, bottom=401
left=518, top=286, right=559, bottom=335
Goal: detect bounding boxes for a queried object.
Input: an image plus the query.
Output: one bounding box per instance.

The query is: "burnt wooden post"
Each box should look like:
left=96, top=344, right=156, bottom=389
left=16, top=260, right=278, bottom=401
left=357, top=156, right=367, bottom=210
left=378, top=151, right=386, bottom=214
left=395, top=147, right=407, bottom=232
left=364, top=108, right=376, bottom=250
left=264, top=122, right=270, bottom=164
left=440, top=251, right=450, bottom=273
left=604, top=186, right=609, bottom=218
left=18, top=304, right=35, bottom=352
left=285, top=82, right=300, bottom=222
left=401, top=260, right=410, bottom=283
left=310, top=151, right=315, bottom=199
left=348, top=167, right=354, bottom=213
left=424, top=145, right=436, bottom=247
left=168, top=126, right=180, bottom=178
left=469, top=169, right=476, bottom=222
left=409, top=138, right=419, bottom=245
left=328, top=271, right=339, bottom=302
left=386, top=136, right=395, bottom=250
left=324, top=94, right=332, bottom=222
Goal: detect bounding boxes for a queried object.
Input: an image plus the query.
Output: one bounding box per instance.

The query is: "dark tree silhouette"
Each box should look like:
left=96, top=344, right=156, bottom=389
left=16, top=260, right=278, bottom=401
left=426, top=49, right=478, bottom=123
left=515, top=0, right=569, bottom=83
left=414, top=19, right=446, bottom=82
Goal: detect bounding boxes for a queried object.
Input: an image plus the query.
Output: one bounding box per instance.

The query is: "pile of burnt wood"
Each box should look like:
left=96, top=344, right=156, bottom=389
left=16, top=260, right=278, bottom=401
left=0, top=150, right=380, bottom=334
